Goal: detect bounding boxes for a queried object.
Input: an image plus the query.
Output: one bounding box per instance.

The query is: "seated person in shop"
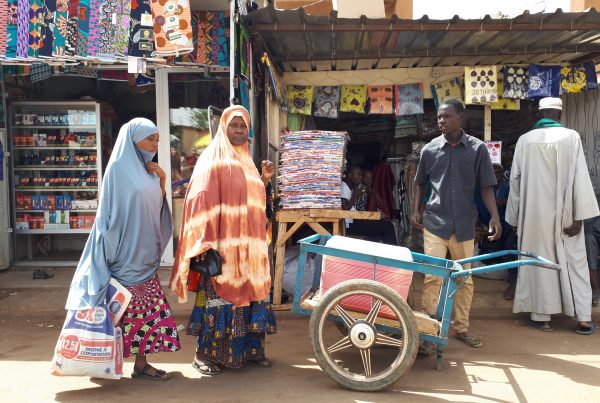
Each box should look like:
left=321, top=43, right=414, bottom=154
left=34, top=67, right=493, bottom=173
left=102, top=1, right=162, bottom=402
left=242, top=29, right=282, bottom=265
left=341, top=165, right=398, bottom=245
left=362, top=169, right=385, bottom=216
left=475, top=163, right=517, bottom=300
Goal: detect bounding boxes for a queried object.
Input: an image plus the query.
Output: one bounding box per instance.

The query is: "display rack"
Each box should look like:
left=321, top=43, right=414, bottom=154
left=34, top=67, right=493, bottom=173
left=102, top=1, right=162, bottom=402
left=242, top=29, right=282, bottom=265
left=9, top=101, right=102, bottom=260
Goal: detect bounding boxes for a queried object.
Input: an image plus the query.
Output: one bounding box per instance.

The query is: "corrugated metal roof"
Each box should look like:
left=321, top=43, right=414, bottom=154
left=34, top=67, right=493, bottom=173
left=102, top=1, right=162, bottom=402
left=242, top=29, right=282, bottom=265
left=243, top=4, right=600, bottom=72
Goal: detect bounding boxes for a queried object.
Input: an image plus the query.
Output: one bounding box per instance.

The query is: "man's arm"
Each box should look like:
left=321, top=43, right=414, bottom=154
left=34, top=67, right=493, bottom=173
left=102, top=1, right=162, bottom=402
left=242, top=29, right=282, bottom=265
left=481, top=186, right=502, bottom=241
left=411, top=184, right=425, bottom=229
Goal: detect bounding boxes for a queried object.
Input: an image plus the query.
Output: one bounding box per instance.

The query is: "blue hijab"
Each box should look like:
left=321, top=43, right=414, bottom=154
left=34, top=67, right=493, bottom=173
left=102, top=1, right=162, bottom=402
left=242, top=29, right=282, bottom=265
left=65, top=118, right=173, bottom=310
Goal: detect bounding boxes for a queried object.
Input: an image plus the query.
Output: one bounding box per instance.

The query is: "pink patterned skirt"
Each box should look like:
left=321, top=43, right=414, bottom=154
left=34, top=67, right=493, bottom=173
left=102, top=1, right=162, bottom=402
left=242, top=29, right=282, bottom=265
left=120, top=274, right=181, bottom=358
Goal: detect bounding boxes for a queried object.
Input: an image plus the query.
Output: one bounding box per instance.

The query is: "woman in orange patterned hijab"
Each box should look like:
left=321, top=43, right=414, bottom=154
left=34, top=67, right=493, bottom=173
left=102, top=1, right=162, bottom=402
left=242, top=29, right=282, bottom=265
left=171, top=105, right=276, bottom=375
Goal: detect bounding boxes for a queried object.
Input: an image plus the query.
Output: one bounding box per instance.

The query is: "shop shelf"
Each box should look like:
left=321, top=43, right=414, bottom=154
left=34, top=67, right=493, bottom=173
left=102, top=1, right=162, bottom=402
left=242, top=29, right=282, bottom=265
left=14, top=166, right=97, bottom=170
left=15, top=229, right=92, bottom=234
left=15, top=209, right=97, bottom=213
left=13, top=146, right=97, bottom=150
left=15, top=187, right=98, bottom=191
left=12, top=125, right=96, bottom=129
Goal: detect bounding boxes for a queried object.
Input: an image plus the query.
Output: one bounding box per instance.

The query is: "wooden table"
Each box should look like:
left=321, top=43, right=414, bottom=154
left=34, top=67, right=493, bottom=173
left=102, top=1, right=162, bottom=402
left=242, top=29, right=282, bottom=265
left=272, top=208, right=381, bottom=309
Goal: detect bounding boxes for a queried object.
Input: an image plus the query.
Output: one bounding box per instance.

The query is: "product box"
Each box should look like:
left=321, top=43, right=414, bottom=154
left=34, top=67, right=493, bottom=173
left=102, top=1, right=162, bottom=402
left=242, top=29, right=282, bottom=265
left=48, top=195, right=56, bottom=210
left=40, top=196, right=49, bottom=210
left=64, top=196, right=72, bottom=210
left=84, top=216, right=94, bottom=229
left=32, top=195, right=40, bottom=210
left=24, top=196, right=32, bottom=210
left=56, top=195, right=64, bottom=210
left=15, top=221, right=29, bottom=230
left=34, top=133, right=47, bottom=147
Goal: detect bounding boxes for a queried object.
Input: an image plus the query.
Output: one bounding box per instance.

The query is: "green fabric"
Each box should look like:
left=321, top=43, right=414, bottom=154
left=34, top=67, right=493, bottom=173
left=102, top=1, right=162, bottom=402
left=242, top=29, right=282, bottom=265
left=532, top=118, right=562, bottom=129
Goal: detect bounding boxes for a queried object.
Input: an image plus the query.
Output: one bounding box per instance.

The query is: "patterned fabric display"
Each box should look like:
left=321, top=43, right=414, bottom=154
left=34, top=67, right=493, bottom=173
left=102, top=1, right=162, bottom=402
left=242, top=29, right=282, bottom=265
left=465, top=65, right=498, bottom=104
left=37, top=0, right=55, bottom=57
left=97, top=0, right=116, bottom=56
left=29, top=62, right=52, bottom=82
left=503, top=66, right=529, bottom=99
left=0, top=0, right=8, bottom=57
left=584, top=61, right=598, bottom=89
left=64, top=0, right=80, bottom=55
left=239, top=24, right=250, bottom=78
left=128, top=0, right=153, bottom=57
left=75, top=0, right=89, bottom=56
left=313, top=86, right=340, bottom=119
left=150, top=0, right=194, bottom=57
left=287, top=85, right=314, bottom=116
left=52, top=0, right=68, bottom=56
left=561, top=64, right=588, bottom=94
left=367, top=85, right=394, bottom=114
left=211, top=11, right=229, bottom=66
left=17, top=0, right=29, bottom=57
left=395, top=83, right=424, bottom=115
left=528, top=64, right=561, bottom=98
left=85, top=0, right=100, bottom=56
left=492, top=78, right=520, bottom=110
left=340, top=85, right=367, bottom=113
left=6, top=0, right=19, bottom=58
left=113, top=0, right=130, bottom=55
left=27, top=0, right=44, bottom=57
left=431, top=77, right=463, bottom=109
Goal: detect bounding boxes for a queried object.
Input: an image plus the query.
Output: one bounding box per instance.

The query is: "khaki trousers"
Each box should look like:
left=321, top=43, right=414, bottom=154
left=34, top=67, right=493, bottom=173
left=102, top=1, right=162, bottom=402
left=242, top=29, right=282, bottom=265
left=422, top=229, right=475, bottom=333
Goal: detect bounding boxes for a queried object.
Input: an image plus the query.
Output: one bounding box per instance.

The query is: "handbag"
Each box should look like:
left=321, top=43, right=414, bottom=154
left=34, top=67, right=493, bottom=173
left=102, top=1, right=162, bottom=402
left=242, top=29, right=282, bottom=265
left=189, top=249, right=223, bottom=277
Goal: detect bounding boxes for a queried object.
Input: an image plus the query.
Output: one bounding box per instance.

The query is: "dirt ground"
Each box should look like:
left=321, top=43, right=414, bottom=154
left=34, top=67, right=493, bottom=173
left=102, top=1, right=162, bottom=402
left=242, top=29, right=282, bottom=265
left=0, top=268, right=599, bottom=402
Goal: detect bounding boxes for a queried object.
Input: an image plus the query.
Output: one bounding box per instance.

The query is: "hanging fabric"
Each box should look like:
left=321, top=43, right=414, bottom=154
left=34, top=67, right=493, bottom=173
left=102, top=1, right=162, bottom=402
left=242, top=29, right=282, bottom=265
left=37, top=0, right=56, bottom=57
left=52, top=0, right=69, bottom=56
left=583, top=61, right=598, bottom=89
left=64, top=0, right=80, bottom=56
left=128, top=0, right=153, bottom=57
left=30, top=62, right=52, bottom=82
left=27, top=0, right=44, bottom=57
left=313, top=86, right=340, bottom=119
left=75, top=0, right=89, bottom=56
left=86, top=0, right=100, bottom=56
left=560, top=64, right=590, bottom=94
left=431, top=77, right=463, bottom=109
left=6, top=0, right=19, bottom=58
left=528, top=64, right=561, bottom=98
left=286, top=85, right=314, bottom=116
left=113, top=0, right=130, bottom=55
left=367, top=85, right=394, bottom=114
left=17, top=0, right=29, bottom=57
left=502, top=66, right=529, bottom=99
left=395, top=83, right=424, bottom=115
left=464, top=65, right=498, bottom=104
left=0, top=0, right=8, bottom=57
left=150, top=0, right=193, bottom=57
left=340, top=85, right=367, bottom=113
left=492, top=77, right=520, bottom=110
left=239, top=24, right=250, bottom=78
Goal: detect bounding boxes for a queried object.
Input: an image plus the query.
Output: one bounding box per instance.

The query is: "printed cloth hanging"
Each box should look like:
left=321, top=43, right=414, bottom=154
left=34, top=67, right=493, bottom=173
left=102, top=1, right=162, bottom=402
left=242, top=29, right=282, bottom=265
left=64, top=0, right=80, bottom=56
left=584, top=61, right=598, bottom=89
left=239, top=24, right=250, bottom=78
left=431, top=77, right=463, bottom=109
left=29, top=62, right=52, bottom=82
left=395, top=83, right=424, bottom=115
left=86, top=0, right=100, bottom=56
left=150, top=0, right=194, bottom=57
left=128, top=0, right=153, bottom=57
left=561, top=64, right=588, bottom=94
left=239, top=79, right=254, bottom=140
left=52, top=0, right=68, bottom=56
left=0, top=0, right=8, bottom=56
left=262, top=52, right=287, bottom=109
left=340, top=85, right=367, bottom=113
left=492, top=78, right=520, bottom=110
left=17, top=0, right=29, bottom=57
left=464, top=65, right=498, bottom=104
left=192, top=11, right=229, bottom=65
left=313, top=86, right=340, bottom=119
left=367, top=86, right=394, bottom=114
left=528, top=64, right=561, bottom=98
left=76, top=0, right=90, bottom=56
left=503, top=66, right=529, bottom=99
left=210, top=11, right=229, bottom=66
left=287, top=85, right=314, bottom=116
left=113, top=0, right=131, bottom=55
left=6, top=0, right=19, bottom=58
left=27, top=0, right=44, bottom=57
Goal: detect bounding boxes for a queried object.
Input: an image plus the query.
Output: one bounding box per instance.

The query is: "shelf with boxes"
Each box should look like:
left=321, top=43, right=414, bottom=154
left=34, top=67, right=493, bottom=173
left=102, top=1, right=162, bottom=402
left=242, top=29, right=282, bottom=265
left=10, top=101, right=103, bottom=236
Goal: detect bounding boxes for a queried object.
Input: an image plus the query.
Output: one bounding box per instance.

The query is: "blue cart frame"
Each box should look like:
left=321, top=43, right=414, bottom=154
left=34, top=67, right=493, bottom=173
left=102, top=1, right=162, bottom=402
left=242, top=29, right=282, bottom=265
left=292, top=234, right=560, bottom=372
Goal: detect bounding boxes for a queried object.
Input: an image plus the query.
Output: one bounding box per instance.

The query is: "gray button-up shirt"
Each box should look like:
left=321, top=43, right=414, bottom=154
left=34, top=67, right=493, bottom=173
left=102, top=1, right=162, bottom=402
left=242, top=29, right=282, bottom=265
left=415, top=131, right=496, bottom=242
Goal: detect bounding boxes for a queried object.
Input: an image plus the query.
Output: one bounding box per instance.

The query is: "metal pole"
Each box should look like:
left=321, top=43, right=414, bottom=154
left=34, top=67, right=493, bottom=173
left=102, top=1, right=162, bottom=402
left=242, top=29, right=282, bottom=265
left=230, top=0, right=236, bottom=106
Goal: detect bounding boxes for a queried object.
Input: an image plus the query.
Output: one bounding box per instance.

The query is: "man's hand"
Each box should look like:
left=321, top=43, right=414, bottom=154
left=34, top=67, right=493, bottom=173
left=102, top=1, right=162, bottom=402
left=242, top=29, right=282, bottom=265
left=411, top=211, right=424, bottom=230
left=261, top=160, right=275, bottom=182
left=564, top=220, right=583, bottom=237
left=488, top=216, right=502, bottom=241
left=352, top=186, right=367, bottom=199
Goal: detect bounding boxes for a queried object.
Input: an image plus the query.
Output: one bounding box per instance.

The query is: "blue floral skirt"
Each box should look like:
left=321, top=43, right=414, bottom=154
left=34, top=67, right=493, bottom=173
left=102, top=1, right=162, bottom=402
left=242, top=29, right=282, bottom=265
left=186, top=275, right=276, bottom=368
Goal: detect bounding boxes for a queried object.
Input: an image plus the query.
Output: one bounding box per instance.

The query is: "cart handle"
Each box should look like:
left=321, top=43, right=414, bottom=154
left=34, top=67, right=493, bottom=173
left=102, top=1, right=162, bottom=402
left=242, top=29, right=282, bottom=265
left=450, top=251, right=560, bottom=280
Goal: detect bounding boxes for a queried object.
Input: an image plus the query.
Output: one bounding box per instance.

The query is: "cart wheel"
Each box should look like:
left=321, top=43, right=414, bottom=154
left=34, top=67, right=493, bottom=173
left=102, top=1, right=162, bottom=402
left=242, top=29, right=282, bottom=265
left=309, top=279, right=419, bottom=392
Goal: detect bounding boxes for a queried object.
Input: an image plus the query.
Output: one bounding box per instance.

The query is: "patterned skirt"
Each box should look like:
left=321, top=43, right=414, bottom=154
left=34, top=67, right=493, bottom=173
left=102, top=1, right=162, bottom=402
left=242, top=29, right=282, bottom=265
left=121, top=274, right=181, bottom=358
left=187, top=274, right=276, bottom=368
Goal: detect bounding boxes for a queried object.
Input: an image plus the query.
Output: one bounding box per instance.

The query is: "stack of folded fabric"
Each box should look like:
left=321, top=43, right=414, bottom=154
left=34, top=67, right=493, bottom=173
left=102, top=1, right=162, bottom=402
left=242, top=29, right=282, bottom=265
left=278, top=130, right=348, bottom=209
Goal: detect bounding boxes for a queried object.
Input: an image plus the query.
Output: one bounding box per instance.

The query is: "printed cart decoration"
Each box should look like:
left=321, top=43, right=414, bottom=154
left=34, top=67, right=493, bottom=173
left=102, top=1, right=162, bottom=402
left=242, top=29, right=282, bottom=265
left=286, top=85, right=314, bottom=116
left=313, top=86, right=341, bottom=119
left=395, top=83, right=424, bottom=116
left=367, top=85, right=394, bottom=114
left=528, top=64, right=561, bottom=98
left=465, top=65, right=498, bottom=104
left=340, top=85, right=367, bottom=113
left=431, top=77, right=463, bottom=109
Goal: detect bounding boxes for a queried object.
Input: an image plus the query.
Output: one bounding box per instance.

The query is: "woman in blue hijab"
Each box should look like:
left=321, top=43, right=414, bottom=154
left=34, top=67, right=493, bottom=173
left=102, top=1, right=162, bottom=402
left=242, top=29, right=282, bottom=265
left=65, top=118, right=180, bottom=381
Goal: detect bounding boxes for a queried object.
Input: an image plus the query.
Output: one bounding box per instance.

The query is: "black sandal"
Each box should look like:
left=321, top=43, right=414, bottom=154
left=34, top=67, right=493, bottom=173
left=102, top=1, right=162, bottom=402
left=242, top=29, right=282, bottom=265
left=132, top=364, right=171, bottom=381
left=245, top=358, right=272, bottom=368
left=192, top=357, right=222, bottom=375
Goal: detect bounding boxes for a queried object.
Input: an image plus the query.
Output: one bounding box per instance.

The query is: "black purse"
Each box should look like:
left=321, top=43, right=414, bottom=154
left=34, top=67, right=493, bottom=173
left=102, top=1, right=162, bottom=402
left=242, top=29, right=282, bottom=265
left=189, top=249, right=223, bottom=277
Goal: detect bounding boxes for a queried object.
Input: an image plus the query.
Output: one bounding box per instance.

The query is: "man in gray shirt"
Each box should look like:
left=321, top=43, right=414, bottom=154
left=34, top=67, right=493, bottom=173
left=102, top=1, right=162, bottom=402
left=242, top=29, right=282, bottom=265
left=411, top=98, right=501, bottom=348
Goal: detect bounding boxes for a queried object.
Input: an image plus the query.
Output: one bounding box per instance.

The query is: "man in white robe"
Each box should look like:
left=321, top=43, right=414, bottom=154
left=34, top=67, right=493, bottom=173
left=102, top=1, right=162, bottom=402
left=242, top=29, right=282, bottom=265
left=506, top=97, right=599, bottom=334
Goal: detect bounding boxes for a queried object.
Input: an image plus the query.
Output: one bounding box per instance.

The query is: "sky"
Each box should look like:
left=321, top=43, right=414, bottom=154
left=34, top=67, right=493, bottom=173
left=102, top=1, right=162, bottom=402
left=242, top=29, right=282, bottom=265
left=413, top=0, right=571, bottom=19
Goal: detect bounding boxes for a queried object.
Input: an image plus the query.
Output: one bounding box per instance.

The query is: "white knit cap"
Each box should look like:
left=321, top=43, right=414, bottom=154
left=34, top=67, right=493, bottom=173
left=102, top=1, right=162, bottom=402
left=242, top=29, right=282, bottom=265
left=539, top=97, right=562, bottom=111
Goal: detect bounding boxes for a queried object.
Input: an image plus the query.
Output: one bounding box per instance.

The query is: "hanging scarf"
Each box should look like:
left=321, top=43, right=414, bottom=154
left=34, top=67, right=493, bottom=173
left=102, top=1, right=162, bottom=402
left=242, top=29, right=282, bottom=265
left=65, top=118, right=173, bottom=310
left=531, top=118, right=562, bottom=130
left=170, top=105, right=270, bottom=307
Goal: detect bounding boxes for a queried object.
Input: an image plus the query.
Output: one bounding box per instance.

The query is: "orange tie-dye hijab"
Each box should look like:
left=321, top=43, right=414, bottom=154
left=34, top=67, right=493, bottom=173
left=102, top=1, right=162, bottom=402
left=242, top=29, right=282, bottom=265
left=170, top=105, right=271, bottom=306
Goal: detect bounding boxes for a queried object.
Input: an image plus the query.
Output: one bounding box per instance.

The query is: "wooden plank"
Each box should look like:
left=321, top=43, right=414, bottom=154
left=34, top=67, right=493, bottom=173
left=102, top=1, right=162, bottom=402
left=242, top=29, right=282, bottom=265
left=272, top=303, right=293, bottom=311
left=278, top=217, right=306, bottom=246
left=333, top=220, right=340, bottom=236
left=306, top=221, right=331, bottom=236
left=273, top=222, right=288, bottom=305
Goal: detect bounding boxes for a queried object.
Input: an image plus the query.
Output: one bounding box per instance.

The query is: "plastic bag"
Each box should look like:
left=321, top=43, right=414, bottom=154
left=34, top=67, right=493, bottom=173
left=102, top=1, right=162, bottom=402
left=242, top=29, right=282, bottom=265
left=106, top=278, right=132, bottom=326
left=51, top=305, right=123, bottom=379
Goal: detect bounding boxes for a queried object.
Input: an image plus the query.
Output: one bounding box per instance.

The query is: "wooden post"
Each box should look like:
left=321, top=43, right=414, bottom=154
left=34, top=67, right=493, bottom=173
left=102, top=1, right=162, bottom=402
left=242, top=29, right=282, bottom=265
left=484, top=104, right=492, bottom=141
left=273, top=222, right=288, bottom=306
